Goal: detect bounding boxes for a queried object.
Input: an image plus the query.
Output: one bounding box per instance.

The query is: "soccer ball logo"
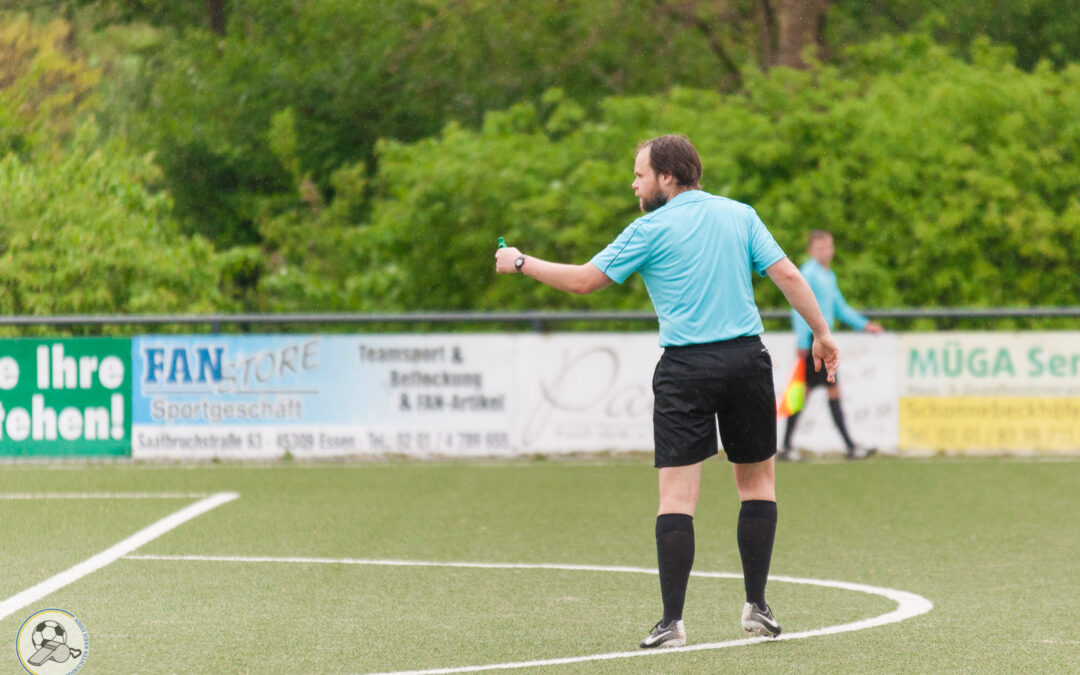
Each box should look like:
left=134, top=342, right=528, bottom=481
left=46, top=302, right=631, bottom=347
left=29, top=617, right=84, bottom=667
left=16, top=609, right=89, bottom=674
left=32, top=620, right=66, bottom=649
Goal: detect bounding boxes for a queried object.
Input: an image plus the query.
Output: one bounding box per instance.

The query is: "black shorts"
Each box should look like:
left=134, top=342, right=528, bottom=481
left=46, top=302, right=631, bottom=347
left=652, top=335, right=777, bottom=467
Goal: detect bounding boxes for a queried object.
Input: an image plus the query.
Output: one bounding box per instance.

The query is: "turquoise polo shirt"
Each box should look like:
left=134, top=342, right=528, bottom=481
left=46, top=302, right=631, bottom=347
left=791, top=258, right=869, bottom=349
left=590, top=190, right=786, bottom=347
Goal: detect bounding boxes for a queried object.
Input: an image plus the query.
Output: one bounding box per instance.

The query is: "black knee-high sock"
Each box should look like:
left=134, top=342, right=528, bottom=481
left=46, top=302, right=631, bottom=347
left=782, top=410, right=801, bottom=450
left=828, top=399, right=855, bottom=450
left=656, top=513, right=694, bottom=623
left=737, top=500, right=777, bottom=608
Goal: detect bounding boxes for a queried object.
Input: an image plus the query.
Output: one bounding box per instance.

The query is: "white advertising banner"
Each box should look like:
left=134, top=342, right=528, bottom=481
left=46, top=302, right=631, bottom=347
left=767, top=333, right=899, bottom=455
left=132, top=335, right=516, bottom=459
left=513, top=334, right=661, bottom=453
left=132, top=332, right=897, bottom=459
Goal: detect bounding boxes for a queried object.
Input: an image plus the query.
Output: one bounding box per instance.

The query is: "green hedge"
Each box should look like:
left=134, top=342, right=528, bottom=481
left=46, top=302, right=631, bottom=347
left=317, top=34, right=1080, bottom=315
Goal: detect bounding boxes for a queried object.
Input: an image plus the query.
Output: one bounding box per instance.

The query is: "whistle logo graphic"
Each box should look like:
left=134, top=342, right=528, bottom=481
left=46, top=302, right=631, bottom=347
left=16, top=610, right=88, bottom=674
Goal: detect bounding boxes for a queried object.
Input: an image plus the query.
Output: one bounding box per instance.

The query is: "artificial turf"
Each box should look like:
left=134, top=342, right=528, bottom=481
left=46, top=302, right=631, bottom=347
left=0, top=455, right=1076, bottom=673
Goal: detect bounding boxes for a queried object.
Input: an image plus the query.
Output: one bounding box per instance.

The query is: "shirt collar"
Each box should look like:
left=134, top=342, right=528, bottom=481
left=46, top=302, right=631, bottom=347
left=660, top=187, right=704, bottom=206
left=666, top=189, right=702, bottom=206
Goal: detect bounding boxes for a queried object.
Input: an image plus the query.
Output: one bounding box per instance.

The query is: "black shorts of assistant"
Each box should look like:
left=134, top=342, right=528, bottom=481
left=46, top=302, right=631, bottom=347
left=652, top=335, right=777, bottom=467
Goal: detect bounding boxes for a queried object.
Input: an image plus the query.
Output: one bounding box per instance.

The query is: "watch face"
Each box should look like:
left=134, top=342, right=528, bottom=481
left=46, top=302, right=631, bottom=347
left=515, top=256, right=525, bottom=270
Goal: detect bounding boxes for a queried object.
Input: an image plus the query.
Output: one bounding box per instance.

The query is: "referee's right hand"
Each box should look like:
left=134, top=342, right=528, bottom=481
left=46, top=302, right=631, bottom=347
left=495, top=245, right=523, bottom=274
left=811, top=334, right=840, bottom=383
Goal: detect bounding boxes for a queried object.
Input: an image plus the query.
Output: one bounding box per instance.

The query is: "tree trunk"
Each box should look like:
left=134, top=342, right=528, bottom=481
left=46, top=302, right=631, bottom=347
left=63, top=0, right=76, bottom=50
left=772, top=0, right=829, bottom=69
left=207, top=0, right=227, bottom=36
left=656, top=0, right=745, bottom=89
left=753, top=0, right=775, bottom=70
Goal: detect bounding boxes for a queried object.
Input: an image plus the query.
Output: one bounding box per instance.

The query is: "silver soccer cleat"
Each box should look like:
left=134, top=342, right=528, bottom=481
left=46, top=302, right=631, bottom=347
left=639, top=618, right=686, bottom=649
left=741, top=602, right=782, bottom=637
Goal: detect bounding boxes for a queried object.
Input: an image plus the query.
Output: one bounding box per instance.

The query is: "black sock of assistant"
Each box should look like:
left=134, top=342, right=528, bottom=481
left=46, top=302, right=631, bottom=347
left=655, top=513, right=694, bottom=624
left=737, top=500, right=777, bottom=608
left=828, top=399, right=856, bottom=450
left=782, top=410, right=801, bottom=450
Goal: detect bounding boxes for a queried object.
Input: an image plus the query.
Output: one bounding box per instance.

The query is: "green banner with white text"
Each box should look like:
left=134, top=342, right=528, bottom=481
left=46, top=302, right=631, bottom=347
left=0, top=338, right=131, bottom=456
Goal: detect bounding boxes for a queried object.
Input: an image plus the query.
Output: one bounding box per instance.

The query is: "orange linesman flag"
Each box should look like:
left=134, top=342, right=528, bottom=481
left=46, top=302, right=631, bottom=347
left=776, top=359, right=806, bottom=418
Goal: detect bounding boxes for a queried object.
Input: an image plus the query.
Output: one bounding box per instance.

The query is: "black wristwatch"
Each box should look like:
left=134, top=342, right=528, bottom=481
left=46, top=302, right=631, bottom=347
left=514, top=255, right=527, bottom=272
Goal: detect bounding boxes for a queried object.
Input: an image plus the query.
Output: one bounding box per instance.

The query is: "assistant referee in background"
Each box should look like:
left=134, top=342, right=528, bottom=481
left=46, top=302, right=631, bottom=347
left=495, top=134, right=838, bottom=648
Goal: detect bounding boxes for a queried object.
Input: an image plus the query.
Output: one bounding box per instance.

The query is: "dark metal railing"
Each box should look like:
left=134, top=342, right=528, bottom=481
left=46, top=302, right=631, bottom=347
left=1, top=307, right=1079, bottom=333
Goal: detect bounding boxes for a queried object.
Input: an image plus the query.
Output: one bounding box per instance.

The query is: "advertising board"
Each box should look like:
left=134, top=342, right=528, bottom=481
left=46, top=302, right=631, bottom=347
left=0, top=339, right=130, bottom=457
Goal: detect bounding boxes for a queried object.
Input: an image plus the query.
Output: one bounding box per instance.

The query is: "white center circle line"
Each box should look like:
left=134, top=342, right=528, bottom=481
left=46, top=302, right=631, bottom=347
left=120, top=556, right=933, bottom=674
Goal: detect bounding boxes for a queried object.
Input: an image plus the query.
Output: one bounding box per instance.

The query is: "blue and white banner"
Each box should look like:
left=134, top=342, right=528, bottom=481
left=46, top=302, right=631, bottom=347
left=131, top=332, right=897, bottom=459
left=131, top=335, right=514, bottom=459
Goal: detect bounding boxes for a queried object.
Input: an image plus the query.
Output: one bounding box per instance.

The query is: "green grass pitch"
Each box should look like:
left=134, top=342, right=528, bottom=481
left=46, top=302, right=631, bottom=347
left=0, top=455, right=1077, bottom=673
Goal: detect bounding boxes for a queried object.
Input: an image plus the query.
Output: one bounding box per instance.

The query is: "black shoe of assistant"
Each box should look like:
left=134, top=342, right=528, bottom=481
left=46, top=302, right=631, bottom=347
left=846, top=445, right=877, bottom=460
left=639, top=618, right=686, bottom=649
left=777, top=446, right=802, bottom=462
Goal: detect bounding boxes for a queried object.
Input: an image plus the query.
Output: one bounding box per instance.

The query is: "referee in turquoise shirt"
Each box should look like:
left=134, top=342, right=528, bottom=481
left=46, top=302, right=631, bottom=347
left=781, top=230, right=884, bottom=461
left=495, top=135, right=838, bottom=649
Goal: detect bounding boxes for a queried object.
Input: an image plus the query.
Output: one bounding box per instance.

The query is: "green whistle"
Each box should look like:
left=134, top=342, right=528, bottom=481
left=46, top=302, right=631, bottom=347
left=498, top=237, right=507, bottom=248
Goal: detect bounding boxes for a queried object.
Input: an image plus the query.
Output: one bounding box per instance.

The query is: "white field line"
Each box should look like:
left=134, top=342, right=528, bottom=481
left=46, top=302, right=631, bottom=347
left=0, top=492, right=238, bottom=622
left=0, top=492, right=212, bottom=499
left=119, top=555, right=933, bottom=675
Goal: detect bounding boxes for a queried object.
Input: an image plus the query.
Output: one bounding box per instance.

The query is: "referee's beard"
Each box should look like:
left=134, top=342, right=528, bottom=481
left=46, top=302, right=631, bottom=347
left=640, top=187, right=670, bottom=213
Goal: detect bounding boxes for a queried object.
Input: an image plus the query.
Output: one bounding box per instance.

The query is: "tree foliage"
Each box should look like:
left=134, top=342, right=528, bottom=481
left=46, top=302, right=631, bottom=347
left=67, top=0, right=1080, bottom=254
left=4, top=3, right=1080, bottom=322
left=0, top=125, right=225, bottom=326
left=0, top=16, right=223, bottom=328
left=93, top=0, right=760, bottom=246
left=1, top=0, right=215, bottom=33
left=313, top=35, right=1080, bottom=314
left=830, top=0, right=1080, bottom=69
left=0, top=15, right=97, bottom=156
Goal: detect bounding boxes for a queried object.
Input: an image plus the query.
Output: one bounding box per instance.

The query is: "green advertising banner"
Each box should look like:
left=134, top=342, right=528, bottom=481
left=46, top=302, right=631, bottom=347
left=0, top=338, right=131, bottom=456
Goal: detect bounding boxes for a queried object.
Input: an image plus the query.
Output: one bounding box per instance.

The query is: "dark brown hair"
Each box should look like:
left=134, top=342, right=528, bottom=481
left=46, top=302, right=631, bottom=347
left=637, top=135, right=702, bottom=188
left=808, top=229, right=833, bottom=246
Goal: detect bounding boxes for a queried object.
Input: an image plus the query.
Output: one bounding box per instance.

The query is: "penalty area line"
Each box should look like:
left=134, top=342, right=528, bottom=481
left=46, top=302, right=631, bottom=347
left=0, top=491, right=238, bottom=622
left=0, top=492, right=213, bottom=500
left=117, top=555, right=933, bottom=675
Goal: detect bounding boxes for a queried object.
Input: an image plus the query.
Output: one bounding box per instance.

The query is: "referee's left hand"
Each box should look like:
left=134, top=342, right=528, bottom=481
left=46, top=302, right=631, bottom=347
left=812, top=334, right=840, bottom=383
